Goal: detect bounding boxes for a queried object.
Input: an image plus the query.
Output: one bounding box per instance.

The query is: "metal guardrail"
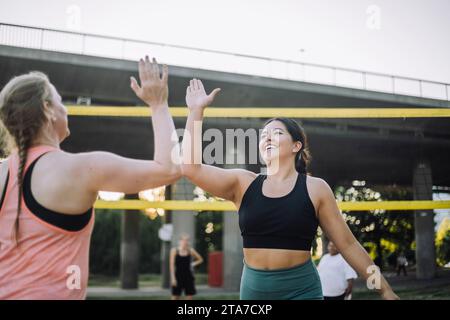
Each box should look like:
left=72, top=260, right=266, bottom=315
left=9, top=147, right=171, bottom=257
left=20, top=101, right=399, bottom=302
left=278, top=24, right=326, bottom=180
left=0, top=22, right=449, bottom=101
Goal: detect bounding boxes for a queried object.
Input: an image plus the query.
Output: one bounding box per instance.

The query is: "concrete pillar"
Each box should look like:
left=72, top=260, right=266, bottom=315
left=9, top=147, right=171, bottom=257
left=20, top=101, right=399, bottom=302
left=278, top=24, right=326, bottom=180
left=223, top=210, right=243, bottom=291
left=413, top=161, right=436, bottom=279
left=171, top=177, right=196, bottom=249
left=160, top=239, right=171, bottom=289
left=222, top=152, right=245, bottom=291
left=120, top=194, right=140, bottom=289
left=161, top=185, right=172, bottom=289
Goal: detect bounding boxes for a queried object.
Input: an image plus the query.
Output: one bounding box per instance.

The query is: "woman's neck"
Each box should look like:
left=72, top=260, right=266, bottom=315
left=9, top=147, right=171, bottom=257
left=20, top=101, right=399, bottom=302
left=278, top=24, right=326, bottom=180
left=31, top=134, right=60, bottom=149
left=266, top=162, right=298, bottom=182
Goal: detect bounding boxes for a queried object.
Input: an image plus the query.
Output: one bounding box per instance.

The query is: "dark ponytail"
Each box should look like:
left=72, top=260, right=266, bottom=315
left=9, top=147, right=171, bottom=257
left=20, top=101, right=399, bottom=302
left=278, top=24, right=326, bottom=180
left=264, top=117, right=312, bottom=174
left=295, top=146, right=311, bottom=175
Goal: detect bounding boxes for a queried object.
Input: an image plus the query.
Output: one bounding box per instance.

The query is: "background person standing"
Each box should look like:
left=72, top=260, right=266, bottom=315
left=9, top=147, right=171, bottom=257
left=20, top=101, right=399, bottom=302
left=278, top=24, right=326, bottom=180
left=318, top=241, right=358, bottom=300
left=170, top=233, right=203, bottom=300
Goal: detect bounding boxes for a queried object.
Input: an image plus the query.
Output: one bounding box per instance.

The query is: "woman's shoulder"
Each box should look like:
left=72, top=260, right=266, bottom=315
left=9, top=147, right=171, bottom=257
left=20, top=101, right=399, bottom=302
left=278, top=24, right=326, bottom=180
left=305, top=174, right=332, bottom=192
left=236, top=169, right=259, bottom=186
left=32, top=150, right=80, bottom=175
left=189, top=247, right=200, bottom=254
left=304, top=175, right=335, bottom=212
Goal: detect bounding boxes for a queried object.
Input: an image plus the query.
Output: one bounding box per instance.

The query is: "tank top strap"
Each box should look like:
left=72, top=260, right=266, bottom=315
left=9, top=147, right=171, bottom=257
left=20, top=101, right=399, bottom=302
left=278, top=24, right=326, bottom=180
left=8, top=145, right=58, bottom=180
left=255, top=173, right=266, bottom=188
left=298, top=173, right=307, bottom=192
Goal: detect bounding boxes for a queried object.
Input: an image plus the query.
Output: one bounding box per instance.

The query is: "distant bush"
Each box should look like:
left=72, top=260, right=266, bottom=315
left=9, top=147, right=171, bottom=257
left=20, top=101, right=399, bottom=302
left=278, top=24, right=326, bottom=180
left=89, top=210, right=162, bottom=276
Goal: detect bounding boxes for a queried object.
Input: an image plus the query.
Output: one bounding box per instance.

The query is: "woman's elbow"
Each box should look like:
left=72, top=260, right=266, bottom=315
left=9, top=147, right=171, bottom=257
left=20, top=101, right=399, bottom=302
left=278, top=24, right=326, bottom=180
left=166, top=164, right=182, bottom=183
left=153, top=162, right=182, bottom=185
left=180, top=163, right=200, bottom=178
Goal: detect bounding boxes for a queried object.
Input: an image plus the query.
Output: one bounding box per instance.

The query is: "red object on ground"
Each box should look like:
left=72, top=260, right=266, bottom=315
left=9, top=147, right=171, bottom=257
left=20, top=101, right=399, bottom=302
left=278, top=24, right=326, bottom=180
left=208, top=251, right=223, bottom=287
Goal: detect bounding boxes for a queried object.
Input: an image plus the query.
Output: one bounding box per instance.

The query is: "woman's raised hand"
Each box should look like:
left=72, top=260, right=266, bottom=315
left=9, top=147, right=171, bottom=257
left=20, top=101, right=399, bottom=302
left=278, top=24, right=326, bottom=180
left=185, top=78, right=220, bottom=112
left=130, top=56, right=168, bottom=108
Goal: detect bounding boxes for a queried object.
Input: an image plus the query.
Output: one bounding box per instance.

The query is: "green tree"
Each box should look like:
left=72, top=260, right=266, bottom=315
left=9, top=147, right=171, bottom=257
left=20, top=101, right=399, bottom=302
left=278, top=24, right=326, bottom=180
left=436, top=218, right=450, bottom=266
left=89, top=209, right=162, bottom=276
left=335, top=183, right=415, bottom=270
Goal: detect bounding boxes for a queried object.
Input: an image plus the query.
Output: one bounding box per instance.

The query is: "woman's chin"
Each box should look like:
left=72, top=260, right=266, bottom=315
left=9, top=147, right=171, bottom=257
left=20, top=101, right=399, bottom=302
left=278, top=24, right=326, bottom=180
left=262, top=156, right=277, bottom=165
left=59, top=128, right=70, bottom=143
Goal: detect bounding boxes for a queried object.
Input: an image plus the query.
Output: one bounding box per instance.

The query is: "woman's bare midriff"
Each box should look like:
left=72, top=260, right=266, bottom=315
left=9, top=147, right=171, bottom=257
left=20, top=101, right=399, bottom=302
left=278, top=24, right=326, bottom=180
left=243, top=248, right=311, bottom=270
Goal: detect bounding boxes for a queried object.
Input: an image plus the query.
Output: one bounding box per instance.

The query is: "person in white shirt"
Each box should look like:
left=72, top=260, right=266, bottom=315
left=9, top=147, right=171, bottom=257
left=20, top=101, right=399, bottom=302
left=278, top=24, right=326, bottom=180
left=318, top=241, right=358, bottom=300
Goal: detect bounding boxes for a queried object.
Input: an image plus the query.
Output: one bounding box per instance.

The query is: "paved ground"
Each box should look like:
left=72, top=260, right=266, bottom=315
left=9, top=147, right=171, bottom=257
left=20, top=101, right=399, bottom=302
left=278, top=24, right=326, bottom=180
left=88, top=285, right=238, bottom=299
left=87, top=268, right=450, bottom=300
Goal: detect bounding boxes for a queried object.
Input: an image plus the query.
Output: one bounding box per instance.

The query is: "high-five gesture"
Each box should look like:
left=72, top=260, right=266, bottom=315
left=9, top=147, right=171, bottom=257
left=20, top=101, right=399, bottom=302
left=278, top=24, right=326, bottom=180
left=130, top=56, right=168, bottom=108
left=185, top=79, right=220, bottom=112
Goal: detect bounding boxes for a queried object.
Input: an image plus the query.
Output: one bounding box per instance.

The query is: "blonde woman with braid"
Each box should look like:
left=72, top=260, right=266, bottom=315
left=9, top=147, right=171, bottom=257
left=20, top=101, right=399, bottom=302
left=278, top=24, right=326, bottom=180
left=0, top=56, right=181, bottom=299
left=181, top=78, right=399, bottom=300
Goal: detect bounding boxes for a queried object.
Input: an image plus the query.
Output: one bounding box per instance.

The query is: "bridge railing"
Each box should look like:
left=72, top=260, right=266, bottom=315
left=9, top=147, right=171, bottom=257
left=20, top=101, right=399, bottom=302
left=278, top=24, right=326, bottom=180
left=0, top=22, right=449, bottom=101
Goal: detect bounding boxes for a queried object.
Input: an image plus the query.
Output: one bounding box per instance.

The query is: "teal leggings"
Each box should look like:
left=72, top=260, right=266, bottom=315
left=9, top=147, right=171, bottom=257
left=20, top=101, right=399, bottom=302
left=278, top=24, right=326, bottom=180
left=240, top=259, right=323, bottom=300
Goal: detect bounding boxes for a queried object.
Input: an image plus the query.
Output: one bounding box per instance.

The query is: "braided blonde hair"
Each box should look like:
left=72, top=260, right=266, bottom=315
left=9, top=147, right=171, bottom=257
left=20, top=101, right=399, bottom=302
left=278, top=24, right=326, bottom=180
left=0, top=72, right=52, bottom=243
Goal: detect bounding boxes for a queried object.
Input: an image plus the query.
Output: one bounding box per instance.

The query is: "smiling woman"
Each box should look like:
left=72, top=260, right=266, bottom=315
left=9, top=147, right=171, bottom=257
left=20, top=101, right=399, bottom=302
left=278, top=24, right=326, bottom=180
left=180, top=78, right=399, bottom=300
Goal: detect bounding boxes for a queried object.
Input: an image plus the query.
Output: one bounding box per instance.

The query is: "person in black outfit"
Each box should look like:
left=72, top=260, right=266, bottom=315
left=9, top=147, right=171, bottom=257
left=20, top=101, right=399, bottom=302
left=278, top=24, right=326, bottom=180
left=170, top=233, right=203, bottom=300
left=396, top=252, right=408, bottom=276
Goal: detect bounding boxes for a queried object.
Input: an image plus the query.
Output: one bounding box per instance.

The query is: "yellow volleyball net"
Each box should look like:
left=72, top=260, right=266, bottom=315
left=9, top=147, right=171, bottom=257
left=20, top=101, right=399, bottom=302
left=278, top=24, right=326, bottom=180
left=67, top=105, right=450, bottom=212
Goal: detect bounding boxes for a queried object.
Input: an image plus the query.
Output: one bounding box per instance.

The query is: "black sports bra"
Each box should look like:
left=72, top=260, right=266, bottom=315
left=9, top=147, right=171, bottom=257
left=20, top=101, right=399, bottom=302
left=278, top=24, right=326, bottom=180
left=0, top=171, right=8, bottom=210
left=238, top=173, right=319, bottom=251
left=21, top=154, right=92, bottom=231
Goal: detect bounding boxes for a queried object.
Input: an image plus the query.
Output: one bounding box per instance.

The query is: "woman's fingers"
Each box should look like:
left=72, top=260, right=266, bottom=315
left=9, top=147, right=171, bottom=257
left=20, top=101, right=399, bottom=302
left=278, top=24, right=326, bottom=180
left=162, top=64, right=169, bottom=83
left=195, top=79, right=202, bottom=91
left=187, top=78, right=217, bottom=96
left=197, top=79, right=205, bottom=91
left=152, top=57, right=160, bottom=78
left=139, top=56, right=166, bottom=82
left=144, top=55, right=153, bottom=78
left=138, top=59, right=147, bottom=83
left=187, top=78, right=206, bottom=92
left=130, top=76, right=140, bottom=95
left=208, top=88, right=221, bottom=100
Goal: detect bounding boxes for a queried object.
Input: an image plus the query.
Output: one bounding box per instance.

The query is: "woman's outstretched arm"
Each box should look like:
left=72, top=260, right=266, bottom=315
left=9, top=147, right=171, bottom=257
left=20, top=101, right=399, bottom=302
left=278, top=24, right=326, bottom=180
left=316, top=178, right=399, bottom=300
left=77, top=56, right=181, bottom=194
left=181, top=79, right=255, bottom=206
